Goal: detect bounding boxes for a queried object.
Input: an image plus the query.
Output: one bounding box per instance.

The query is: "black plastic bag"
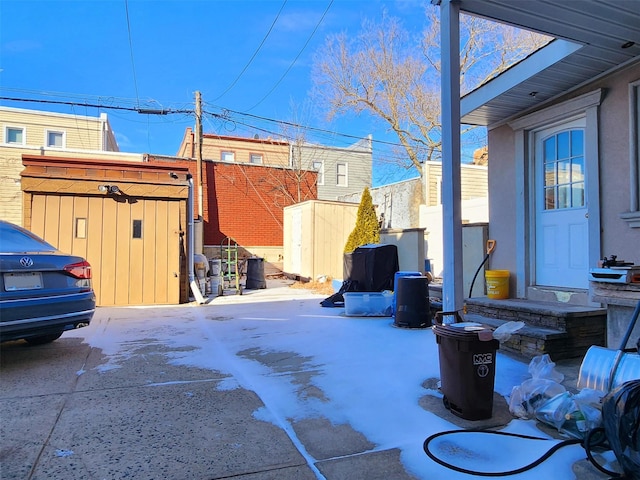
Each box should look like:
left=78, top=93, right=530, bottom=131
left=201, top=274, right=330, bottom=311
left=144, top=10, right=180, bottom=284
left=602, top=379, right=640, bottom=479
left=320, top=279, right=359, bottom=308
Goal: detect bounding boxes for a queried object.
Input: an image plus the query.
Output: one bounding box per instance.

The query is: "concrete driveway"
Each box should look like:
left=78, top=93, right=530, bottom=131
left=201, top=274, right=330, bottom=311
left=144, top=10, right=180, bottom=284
left=0, top=281, right=610, bottom=480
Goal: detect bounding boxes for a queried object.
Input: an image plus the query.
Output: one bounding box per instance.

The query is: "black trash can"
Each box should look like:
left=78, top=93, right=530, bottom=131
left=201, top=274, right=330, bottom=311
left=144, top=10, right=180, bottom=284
left=433, top=323, right=499, bottom=420
left=394, top=276, right=430, bottom=328
left=245, top=257, right=266, bottom=289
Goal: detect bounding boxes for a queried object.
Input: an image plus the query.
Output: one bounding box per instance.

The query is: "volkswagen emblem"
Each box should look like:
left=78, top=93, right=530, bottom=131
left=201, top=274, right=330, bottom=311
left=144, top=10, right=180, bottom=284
left=20, top=256, right=34, bottom=268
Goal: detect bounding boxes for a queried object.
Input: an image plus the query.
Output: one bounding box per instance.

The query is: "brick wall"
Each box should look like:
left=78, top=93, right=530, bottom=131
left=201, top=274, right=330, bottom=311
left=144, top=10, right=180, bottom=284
left=147, top=156, right=317, bottom=247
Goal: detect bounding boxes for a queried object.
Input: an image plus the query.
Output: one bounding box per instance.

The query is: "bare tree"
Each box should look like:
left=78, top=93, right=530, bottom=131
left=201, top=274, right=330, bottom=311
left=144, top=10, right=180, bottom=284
left=312, top=7, right=549, bottom=176
left=262, top=100, right=323, bottom=206
left=256, top=143, right=317, bottom=208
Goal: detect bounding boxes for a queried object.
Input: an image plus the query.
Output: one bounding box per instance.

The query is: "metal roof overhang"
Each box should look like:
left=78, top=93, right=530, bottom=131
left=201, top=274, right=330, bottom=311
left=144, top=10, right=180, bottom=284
left=456, top=0, right=640, bottom=126
left=434, top=0, right=640, bottom=312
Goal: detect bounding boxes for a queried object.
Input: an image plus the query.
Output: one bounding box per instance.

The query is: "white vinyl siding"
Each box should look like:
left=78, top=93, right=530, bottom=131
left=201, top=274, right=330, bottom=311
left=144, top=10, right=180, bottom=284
left=297, top=140, right=372, bottom=201
left=425, top=162, right=488, bottom=207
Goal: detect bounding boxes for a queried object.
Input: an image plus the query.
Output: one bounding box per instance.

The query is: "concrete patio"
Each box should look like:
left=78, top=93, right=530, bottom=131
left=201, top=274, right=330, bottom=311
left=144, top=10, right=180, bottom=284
left=0, top=280, right=614, bottom=479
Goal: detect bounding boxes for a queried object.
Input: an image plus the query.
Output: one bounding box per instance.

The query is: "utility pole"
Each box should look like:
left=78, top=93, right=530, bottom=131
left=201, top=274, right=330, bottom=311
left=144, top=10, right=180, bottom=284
left=194, top=91, right=203, bottom=219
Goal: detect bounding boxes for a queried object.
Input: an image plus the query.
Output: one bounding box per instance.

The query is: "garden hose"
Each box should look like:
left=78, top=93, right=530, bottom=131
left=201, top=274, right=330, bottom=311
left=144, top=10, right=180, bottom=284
left=463, top=239, right=496, bottom=314
left=423, top=427, right=623, bottom=477
left=424, top=429, right=580, bottom=477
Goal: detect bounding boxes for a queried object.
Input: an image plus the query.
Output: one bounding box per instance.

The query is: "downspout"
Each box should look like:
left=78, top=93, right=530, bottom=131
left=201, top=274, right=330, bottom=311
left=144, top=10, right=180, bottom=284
left=187, top=173, right=206, bottom=304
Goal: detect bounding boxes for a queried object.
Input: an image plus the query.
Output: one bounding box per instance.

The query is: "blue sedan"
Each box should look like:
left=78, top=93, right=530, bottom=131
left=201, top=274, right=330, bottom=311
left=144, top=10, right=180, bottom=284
left=0, top=220, right=95, bottom=345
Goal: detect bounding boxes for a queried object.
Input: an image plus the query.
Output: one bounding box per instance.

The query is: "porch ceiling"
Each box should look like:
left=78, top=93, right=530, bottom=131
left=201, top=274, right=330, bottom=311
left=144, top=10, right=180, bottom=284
left=458, top=0, right=640, bottom=126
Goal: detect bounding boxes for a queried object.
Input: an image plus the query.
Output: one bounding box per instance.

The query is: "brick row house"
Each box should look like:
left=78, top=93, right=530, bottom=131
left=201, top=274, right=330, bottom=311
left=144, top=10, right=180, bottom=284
left=146, top=152, right=318, bottom=264
left=173, top=128, right=373, bottom=262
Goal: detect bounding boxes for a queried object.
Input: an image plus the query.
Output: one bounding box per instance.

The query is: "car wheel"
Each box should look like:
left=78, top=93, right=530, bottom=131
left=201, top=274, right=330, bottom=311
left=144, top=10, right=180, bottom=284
left=25, top=332, right=64, bottom=345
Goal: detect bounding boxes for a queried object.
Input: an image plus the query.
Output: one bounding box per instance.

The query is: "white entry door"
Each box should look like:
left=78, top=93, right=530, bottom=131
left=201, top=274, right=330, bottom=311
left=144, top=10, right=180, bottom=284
left=535, top=119, right=589, bottom=289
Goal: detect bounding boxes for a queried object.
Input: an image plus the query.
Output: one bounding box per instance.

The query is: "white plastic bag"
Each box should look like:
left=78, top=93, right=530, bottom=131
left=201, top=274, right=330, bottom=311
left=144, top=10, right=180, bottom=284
left=535, top=390, right=603, bottom=438
left=492, top=321, right=525, bottom=342
left=509, top=378, right=567, bottom=419
left=509, top=355, right=605, bottom=437
left=528, top=354, right=565, bottom=384
left=508, top=354, right=566, bottom=419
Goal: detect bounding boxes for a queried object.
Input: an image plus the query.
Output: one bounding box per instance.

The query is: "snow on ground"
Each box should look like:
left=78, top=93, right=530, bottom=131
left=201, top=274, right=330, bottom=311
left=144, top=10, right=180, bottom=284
left=70, top=284, right=592, bottom=479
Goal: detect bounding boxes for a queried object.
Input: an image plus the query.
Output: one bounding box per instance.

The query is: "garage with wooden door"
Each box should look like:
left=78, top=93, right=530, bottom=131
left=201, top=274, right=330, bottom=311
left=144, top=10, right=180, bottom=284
left=20, top=155, right=190, bottom=306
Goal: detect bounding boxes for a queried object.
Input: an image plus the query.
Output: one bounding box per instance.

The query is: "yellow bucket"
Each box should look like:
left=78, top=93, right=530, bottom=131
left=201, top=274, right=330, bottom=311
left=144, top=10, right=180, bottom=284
left=485, top=270, right=510, bottom=299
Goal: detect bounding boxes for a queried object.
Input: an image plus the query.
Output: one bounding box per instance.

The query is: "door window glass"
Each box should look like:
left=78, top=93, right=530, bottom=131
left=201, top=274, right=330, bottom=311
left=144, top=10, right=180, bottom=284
left=543, top=129, right=585, bottom=210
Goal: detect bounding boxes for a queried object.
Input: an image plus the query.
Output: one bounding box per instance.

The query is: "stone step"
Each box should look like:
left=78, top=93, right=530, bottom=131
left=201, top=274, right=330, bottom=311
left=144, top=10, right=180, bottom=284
left=462, top=313, right=568, bottom=360
left=464, top=297, right=606, bottom=331
left=427, top=287, right=607, bottom=359
left=462, top=311, right=604, bottom=360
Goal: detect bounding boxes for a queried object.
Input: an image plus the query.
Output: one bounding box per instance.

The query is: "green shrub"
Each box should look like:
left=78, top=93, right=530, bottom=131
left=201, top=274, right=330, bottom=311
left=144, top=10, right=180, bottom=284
left=344, top=187, right=380, bottom=253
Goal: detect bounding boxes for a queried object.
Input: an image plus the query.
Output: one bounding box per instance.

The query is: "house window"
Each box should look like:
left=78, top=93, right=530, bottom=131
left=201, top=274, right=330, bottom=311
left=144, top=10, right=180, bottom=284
left=221, top=151, right=235, bottom=162
left=336, top=162, right=348, bottom=186
left=250, top=153, right=263, bottom=164
left=46, top=130, right=64, bottom=148
left=622, top=79, right=640, bottom=227
left=312, top=161, right=324, bottom=185
left=5, top=127, right=24, bottom=145
left=542, top=129, right=585, bottom=210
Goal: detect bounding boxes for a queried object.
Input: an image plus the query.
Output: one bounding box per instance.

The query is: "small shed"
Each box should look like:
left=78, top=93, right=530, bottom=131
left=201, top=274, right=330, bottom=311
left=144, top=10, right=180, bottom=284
left=283, top=200, right=358, bottom=281
left=20, top=155, right=190, bottom=306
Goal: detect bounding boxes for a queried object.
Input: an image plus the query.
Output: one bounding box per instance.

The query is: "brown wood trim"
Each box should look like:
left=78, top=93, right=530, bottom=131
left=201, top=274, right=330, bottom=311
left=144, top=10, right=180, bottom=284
left=21, top=177, right=189, bottom=199
left=21, top=154, right=190, bottom=176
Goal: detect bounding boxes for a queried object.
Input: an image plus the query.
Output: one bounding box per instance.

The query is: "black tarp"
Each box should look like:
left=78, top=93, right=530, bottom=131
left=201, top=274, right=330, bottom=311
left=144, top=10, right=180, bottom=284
left=343, top=244, right=399, bottom=292
left=321, top=244, right=399, bottom=307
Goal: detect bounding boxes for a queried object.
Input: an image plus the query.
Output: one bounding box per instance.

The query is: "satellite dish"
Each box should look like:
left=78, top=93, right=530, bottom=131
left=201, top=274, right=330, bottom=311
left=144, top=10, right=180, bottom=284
left=254, top=134, right=259, bottom=139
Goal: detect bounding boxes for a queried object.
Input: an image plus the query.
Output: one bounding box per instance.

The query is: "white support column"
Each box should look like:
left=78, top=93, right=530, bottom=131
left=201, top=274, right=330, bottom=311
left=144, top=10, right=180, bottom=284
left=440, top=0, right=464, bottom=317
left=514, top=129, right=529, bottom=298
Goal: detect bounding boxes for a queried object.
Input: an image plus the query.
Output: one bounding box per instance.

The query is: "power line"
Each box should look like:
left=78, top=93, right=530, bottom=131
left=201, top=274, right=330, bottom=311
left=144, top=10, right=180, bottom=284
left=124, top=0, right=140, bottom=108
left=213, top=0, right=288, bottom=102
left=205, top=105, right=412, bottom=149
left=0, top=94, right=449, bottom=158
left=245, top=0, right=334, bottom=112
left=200, top=109, right=436, bottom=167
left=0, top=86, right=440, bottom=151
left=0, top=96, right=193, bottom=115
left=0, top=86, right=188, bottom=112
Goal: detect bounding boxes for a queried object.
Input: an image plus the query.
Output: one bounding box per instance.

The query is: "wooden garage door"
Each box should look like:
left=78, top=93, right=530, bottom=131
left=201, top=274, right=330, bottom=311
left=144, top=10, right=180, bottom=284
left=30, top=194, right=182, bottom=306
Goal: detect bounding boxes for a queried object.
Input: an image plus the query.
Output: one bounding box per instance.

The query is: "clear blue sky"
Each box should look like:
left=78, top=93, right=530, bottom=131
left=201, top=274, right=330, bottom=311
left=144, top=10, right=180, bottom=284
left=0, top=0, right=451, bottom=186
